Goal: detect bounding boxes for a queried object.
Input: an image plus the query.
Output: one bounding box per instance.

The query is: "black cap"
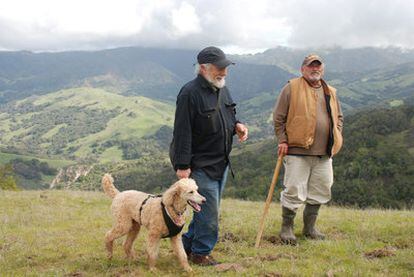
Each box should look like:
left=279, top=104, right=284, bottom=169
left=197, top=46, right=235, bottom=68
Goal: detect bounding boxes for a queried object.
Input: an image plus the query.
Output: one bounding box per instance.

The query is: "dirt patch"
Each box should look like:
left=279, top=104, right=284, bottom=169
left=112, top=268, right=143, bottom=277
left=364, top=246, right=397, bottom=259
left=64, top=272, right=84, bottom=277
left=262, top=273, right=283, bottom=277
left=260, top=253, right=297, bottom=261
left=241, top=256, right=255, bottom=263
left=328, top=227, right=347, bottom=240
left=220, top=232, right=241, bottom=242
left=263, top=235, right=283, bottom=245
left=215, top=263, right=245, bottom=272
left=393, top=238, right=413, bottom=249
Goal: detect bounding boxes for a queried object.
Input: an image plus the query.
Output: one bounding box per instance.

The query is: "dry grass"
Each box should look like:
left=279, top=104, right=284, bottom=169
left=1, top=190, right=413, bottom=276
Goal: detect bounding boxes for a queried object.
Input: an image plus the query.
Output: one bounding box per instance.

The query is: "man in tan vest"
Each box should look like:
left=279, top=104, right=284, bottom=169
left=273, top=54, right=343, bottom=245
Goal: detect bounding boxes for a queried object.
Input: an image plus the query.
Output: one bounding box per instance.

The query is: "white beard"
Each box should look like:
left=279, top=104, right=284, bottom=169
left=212, top=77, right=226, bottom=88
left=308, top=71, right=322, bottom=82
left=205, top=72, right=226, bottom=89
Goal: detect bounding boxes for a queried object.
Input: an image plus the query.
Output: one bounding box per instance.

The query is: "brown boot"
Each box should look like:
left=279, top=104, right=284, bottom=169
left=279, top=206, right=297, bottom=245
left=303, top=204, right=325, bottom=240
left=189, top=253, right=219, bottom=266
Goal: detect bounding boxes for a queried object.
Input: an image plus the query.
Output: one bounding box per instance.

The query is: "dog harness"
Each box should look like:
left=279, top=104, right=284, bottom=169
left=161, top=201, right=184, bottom=238
left=138, top=194, right=184, bottom=238
left=139, top=194, right=161, bottom=224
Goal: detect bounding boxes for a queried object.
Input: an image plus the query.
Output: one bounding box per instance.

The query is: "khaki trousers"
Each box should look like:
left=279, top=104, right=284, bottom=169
left=280, top=155, right=333, bottom=211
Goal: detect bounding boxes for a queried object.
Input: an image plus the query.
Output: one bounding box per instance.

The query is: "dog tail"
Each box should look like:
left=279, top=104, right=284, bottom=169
left=102, top=174, right=119, bottom=199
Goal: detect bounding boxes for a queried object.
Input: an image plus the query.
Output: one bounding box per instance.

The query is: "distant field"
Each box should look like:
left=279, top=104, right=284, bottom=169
left=1, top=190, right=413, bottom=276
left=0, top=152, right=73, bottom=168
left=0, top=87, right=175, bottom=161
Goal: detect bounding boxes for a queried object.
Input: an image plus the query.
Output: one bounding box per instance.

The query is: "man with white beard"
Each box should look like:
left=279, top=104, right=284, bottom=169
left=170, top=46, right=248, bottom=266
left=273, top=54, right=344, bottom=245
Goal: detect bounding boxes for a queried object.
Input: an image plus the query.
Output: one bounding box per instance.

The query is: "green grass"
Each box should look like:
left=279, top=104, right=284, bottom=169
left=0, top=87, right=175, bottom=160
left=1, top=191, right=413, bottom=276
left=41, top=124, right=67, bottom=139
left=390, top=99, right=404, bottom=107
left=99, top=146, right=124, bottom=164
left=0, top=152, right=73, bottom=168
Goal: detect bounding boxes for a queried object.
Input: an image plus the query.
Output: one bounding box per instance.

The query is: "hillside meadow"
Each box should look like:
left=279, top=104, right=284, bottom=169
left=1, top=190, right=413, bottom=276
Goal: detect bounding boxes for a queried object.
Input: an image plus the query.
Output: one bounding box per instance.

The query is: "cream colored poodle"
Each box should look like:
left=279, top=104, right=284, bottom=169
left=102, top=174, right=205, bottom=272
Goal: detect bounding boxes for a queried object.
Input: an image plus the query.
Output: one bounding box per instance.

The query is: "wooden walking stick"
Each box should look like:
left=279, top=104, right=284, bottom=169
left=255, top=154, right=284, bottom=248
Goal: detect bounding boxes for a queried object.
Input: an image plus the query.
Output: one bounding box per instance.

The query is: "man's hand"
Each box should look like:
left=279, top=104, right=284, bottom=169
left=235, top=123, right=248, bottom=142
left=278, top=142, right=288, bottom=156
left=176, top=168, right=191, bottom=179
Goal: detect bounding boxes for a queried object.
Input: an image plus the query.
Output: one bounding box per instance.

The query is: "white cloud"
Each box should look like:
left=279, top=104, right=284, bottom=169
left=0, top=0, right=413, bottom=53
left=282, top=0, right=414, bottom=49
left=171, top=2, right=201, bottom=37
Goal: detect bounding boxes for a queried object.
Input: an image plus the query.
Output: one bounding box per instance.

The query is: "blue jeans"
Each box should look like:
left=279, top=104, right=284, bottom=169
left=182, top=166, right=228, bottom=255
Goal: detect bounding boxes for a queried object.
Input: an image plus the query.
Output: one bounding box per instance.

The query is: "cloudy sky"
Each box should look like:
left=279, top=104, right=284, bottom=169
left=1, top=0, right=413, bottom=54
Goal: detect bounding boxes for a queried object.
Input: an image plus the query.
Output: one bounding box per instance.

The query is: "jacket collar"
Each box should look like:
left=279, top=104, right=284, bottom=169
left=196, top=74, right=210, bottom=88
left=302, top=76, right=331, bottom=96
left=196, top=74, right=218, bottom=92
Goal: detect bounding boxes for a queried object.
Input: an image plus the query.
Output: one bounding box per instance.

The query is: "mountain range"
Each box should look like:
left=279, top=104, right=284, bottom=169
left=0, top=46, right=413, bottom=205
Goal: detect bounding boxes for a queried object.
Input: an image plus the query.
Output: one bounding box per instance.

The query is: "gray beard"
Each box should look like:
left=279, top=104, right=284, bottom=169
left=308, top=72, right=322, bottom=82
left=205, top=74, right=226, bottom=89
left=212, top=78, right=225, bottom=89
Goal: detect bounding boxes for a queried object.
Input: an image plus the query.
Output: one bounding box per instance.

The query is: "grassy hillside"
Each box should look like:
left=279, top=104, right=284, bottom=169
left=51, top=104, right=414, bottom=209
left=0, top=190, right=412, bottom=276
left=234, top=62, right=414, bottom=141
left=0, top=152, right=74, bottom=189
left=0, top=152, right=73, bottom=168
left=331, top=62, right=414, bottom=111
left=226, top=104, right=414, bottom=208
left=1, top=47, right=414, bottom=197
left=0, top=87, right=175, bottom=161
left=0, top=48, right=191, bottom=103
left=0, top=47, right=294, bottom=104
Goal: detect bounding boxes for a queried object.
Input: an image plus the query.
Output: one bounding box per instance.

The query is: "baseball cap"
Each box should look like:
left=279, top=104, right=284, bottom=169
left=302, top=54, right=323, bottom=66
left=197, top=46, right=235, bottom=68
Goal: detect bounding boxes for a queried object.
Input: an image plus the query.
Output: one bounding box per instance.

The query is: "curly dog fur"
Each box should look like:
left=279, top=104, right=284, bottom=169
left=102, top=174, right=205, bottom=272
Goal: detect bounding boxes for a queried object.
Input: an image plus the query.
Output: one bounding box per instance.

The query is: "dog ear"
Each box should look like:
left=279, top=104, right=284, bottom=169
left=173, top=184, right=183, bottom=199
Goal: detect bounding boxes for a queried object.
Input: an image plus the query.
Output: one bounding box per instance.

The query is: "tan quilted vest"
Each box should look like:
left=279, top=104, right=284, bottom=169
left=286, top=77, right=343, bottom=156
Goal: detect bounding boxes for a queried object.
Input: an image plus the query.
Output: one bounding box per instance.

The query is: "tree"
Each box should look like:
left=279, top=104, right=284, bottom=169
left=0, top=164, right=19, bottom=190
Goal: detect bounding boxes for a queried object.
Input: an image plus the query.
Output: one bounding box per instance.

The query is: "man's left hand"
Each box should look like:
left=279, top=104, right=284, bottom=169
left=235, top=123, right=248, bottom=142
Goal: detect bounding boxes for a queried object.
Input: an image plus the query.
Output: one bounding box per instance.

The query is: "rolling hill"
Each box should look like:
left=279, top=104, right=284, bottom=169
left=225, top=104, right=414, bottom=209
left=0, top=46, right=413, bottom=206
left=0, top=87, right=175, bottom=161
left=0, top=47, right=293, bottom=104
left=237, top=46, right=414, bottom=74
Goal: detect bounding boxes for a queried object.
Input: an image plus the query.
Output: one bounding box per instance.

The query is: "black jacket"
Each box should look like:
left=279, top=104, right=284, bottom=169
left=171, top=74, right=238, bottom=180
